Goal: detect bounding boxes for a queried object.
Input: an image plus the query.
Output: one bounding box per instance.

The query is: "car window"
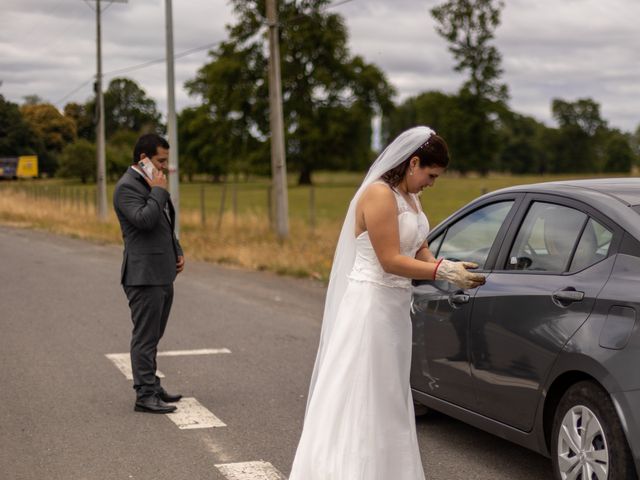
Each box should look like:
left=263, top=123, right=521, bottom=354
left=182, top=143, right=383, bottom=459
left=437, top=201, right=514, bottom=268
left=569, top=218, right=613, bottom=271
left=429, top=233, right=444, bottom=257
left=506, top=202, right=586, bottom=272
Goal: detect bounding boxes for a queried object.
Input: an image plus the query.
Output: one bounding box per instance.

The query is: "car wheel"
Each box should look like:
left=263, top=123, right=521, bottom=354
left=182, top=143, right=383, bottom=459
left=551, top=380, right=636, bottom=480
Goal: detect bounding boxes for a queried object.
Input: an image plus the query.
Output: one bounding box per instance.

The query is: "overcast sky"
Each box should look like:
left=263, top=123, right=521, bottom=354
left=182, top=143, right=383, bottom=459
left=1, top=0, right=639, bottom=132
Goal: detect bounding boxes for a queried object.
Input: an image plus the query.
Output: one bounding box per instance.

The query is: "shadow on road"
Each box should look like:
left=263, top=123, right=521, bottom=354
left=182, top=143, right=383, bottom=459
left=416, top=410, right=552, bottom=479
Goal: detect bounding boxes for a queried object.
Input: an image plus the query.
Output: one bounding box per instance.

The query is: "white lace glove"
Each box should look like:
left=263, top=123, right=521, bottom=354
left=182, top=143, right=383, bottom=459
left=434, top=259, right=486, bottom=289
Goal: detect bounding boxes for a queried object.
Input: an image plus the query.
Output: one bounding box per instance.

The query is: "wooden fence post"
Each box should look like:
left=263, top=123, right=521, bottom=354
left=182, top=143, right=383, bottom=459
left=232, top=183, right=238, bottom=226
left=216, top=183, right=227, bottom=231
left=200, top=184, right=206, bottom=227
left=309, top=185, right=316, bottom=232
left=267, top=185, right=273, bottom=228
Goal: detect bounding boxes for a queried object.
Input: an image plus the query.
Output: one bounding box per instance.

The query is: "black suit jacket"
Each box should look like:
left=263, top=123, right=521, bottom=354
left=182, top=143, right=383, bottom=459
left=113, top=167, right=183, bottom=286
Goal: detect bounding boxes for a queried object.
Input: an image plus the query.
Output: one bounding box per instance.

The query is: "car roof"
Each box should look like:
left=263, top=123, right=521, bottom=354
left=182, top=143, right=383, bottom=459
left=483, top=178, right=640, bottom=240
left=494, top=178, right=640, bottom=207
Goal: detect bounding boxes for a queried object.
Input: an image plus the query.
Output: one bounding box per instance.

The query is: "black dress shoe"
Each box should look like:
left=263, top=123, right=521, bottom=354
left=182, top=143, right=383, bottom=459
left=134, top=395, right=177, bottom=414
left=157, top=387, right=182, bottom=403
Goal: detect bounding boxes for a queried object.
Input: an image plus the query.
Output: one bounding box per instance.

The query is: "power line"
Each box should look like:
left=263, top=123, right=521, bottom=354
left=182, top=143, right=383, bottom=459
left=54, top=0, right=357, bottom=107
left=54, top=40, right=221, bottom=107
left=54, top=79, right=94, bottom=106
left=104, top=40, right=221, bottom=77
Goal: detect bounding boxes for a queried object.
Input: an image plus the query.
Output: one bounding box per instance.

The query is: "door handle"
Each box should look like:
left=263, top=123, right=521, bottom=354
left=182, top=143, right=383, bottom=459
left=552, top=288, right=584, bottom=306
left=449, top=292, right=470, bottom=306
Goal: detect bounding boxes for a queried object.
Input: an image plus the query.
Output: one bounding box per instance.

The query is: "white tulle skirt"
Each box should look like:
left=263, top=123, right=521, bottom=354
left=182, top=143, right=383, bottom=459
left=290, top=279, right=425, bottom=480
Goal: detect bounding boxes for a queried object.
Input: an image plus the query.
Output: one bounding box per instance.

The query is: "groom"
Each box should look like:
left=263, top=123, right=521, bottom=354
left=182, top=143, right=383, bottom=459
left=113, top=133, right=185, bottom=414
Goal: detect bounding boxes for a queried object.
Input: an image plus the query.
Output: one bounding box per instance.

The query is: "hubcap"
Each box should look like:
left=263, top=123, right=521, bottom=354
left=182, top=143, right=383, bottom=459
left=557, top=405, right=609, bottom=480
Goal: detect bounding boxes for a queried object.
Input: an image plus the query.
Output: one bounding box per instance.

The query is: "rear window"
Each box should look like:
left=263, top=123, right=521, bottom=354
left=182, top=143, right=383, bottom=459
left=634, top=206, right=640, bottom=215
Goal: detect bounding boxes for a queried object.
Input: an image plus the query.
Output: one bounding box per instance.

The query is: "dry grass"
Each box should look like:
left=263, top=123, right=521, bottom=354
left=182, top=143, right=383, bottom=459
left=0, top=189, right=338, bottom=280
left=0, top=189, right=122, bottom=244
left=0, top=172, right=621, bottom=280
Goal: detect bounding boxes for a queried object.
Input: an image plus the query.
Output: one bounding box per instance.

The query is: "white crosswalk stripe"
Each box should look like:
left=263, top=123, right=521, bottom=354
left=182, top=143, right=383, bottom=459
left=105, top=353, right=164, bottom=380
left=166, top=397, right=226, bottom=429
left=105, top=348, right=231, bottom=379
left=158, top=348, right=232, bottom=356
left=105, top=348, right=288, bottom=471
left=215, top=461, right=286, bottom=480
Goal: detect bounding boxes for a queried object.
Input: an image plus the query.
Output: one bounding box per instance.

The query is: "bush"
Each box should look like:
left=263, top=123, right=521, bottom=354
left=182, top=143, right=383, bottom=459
left=57, top=139, right=96, bottom=183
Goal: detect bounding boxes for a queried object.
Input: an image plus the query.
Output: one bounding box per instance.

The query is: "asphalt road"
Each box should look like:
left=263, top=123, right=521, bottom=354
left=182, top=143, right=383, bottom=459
left=0, top=225, right=553, bottom=479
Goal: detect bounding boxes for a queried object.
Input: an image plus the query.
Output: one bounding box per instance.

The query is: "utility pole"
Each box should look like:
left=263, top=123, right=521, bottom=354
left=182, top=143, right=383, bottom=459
left=95, top=0, right=107, bottom=220
left=164, top=0, right=180, bottom=237
left=84, top=0, right=127, bottom=220
left=266, top=0, right=289, bottom=240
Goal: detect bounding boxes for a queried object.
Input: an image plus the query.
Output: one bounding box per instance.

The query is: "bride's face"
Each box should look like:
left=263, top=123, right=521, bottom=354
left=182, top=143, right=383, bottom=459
left=406, top=160, right=445, bottom=193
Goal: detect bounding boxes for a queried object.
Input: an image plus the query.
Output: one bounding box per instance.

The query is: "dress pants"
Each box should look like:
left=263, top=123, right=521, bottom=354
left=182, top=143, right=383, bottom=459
left=123, top=284, right=174, bottom=399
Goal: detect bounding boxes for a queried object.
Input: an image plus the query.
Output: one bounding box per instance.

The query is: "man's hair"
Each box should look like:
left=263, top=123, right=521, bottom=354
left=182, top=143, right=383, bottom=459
left=132, top=133, right=170, bottom=164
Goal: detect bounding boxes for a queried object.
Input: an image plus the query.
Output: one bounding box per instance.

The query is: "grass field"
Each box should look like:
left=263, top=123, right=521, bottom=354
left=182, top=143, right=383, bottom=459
left=0, top=171, right=618, bottom=280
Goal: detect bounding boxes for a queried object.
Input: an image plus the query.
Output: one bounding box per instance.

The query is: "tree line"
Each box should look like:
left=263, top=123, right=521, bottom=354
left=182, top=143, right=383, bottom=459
left=1, top=0, right=638, bottom=183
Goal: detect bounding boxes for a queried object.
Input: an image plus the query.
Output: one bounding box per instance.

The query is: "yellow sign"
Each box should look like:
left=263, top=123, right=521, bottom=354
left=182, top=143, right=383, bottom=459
left=17, top=155, right=38, bottom=178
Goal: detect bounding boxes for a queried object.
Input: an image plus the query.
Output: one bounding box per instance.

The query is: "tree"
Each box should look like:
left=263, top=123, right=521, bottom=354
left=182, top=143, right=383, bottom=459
left=550, top=98, right=607, bottom=172
left=0, top=95, right=38, bottom=157
left=177, top=105, right=258, bottom=181
left=386, top=90, right=480, bottom=172
left=631, top=124, right=640, bottom=172
left=65, top=77, right=163, bottom=142
left=103, top=78, right=163, bottom=138
left=186, top=0, right=394, bottom=184
left=20, top=102, right=77, bottom=176
left=57, top=139, right=96, bottom=183
left=495, top=109, right=551, bottom=174
left=602, top=129, right=635, bottom=173
left=431, top=0, right=508, bottom=174
left=64, top=102, right=94, bottom=141
left=22, top=94, right=44, bottom=106
left=106, top=129, right=137, bottom=180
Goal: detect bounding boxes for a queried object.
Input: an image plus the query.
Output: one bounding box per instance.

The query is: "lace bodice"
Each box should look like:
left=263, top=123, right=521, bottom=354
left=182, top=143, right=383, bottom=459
left=348, top=186, right=429, bottom=289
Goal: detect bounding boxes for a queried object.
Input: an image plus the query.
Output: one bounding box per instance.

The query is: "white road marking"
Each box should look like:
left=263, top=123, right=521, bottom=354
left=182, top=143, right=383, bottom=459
left=215, top=461, right=286, bottom=480
left=105, top=348, right=230, bottom=379
left=166, top=397, right=226, bottom=429
left=157, top=348, right=232, bottom=357
left=105, top=353, right=164, bottom=380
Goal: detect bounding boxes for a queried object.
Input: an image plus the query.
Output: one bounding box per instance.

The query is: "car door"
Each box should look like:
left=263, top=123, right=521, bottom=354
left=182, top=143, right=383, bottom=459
left=411, top=197, right=518, bottom=409
left=469, top=194, right=618, bottom=431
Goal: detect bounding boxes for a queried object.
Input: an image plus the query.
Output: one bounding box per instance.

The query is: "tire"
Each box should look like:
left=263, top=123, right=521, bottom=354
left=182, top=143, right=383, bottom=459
left=551, top=380, right=637, bottom=480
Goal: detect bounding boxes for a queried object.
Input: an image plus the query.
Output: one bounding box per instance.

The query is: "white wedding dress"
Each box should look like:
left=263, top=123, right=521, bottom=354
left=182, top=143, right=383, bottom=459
left=290, top=184, right=429, bottom=480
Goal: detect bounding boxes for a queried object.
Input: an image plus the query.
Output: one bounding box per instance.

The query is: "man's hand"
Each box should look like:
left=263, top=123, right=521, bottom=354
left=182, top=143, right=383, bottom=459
left=176, top=255, right=185, bottom=274
left=145, top=167, right=168, bottom=190
left=435, top=259, right=486, bottom=289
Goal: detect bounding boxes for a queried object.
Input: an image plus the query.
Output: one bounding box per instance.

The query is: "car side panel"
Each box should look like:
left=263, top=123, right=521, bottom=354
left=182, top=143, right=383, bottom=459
left=469, top=255, right=615, bottom=431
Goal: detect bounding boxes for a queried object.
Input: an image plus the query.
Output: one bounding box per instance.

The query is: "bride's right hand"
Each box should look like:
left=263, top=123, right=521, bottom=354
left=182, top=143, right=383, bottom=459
left=434, top=259, right=486, bottom=289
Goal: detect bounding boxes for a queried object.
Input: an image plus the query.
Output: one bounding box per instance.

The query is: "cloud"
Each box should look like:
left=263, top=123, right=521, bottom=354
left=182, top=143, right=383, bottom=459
left=0, top=0, right=638, bottom=132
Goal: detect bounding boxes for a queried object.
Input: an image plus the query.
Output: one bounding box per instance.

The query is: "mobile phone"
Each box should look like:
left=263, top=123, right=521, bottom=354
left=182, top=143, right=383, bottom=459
left=138, top=158, right=155, bottom=179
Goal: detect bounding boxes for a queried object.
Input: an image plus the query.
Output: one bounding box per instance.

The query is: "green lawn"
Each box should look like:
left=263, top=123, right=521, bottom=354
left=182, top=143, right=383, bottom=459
left=1, top=171, right=618, bottom=228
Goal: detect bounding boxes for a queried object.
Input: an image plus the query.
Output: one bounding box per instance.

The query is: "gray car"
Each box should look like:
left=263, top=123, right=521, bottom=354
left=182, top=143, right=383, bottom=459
left=411, top=178, right=640, bottom=480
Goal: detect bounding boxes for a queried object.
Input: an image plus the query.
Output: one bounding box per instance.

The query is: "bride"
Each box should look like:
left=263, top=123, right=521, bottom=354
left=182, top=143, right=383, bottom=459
left=289, top=126, right=485, bottom=479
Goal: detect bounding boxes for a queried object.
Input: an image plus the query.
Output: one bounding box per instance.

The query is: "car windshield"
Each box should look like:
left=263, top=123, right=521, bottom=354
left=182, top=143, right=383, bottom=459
left=634, top=205, right=640, bottom=215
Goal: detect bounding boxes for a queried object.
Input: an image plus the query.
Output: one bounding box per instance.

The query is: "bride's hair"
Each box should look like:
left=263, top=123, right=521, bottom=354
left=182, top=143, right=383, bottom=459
left=381, top=134, right=449, bottom=187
